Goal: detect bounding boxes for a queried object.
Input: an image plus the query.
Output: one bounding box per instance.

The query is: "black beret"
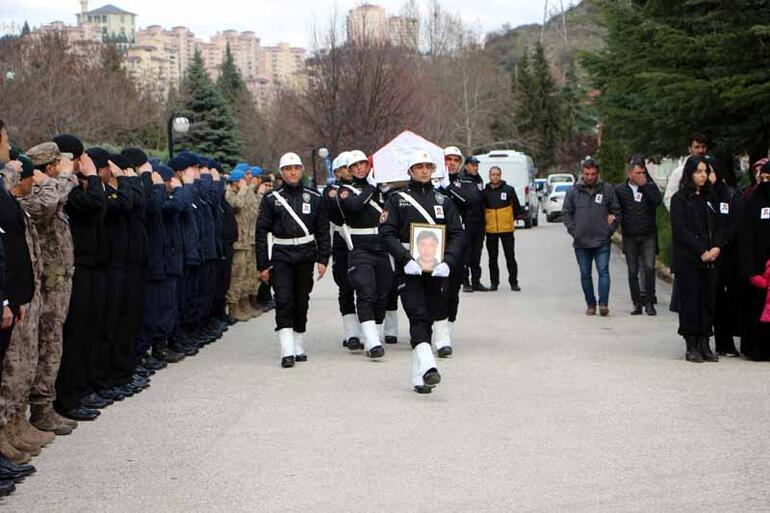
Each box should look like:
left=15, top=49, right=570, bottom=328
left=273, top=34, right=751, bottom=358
left=121, top=147, right=148, bottom=168
left=18, top=155, right=34, bottom=179
left=9, top=143, right=22, bottom=161
left=86, top=147, right=111, bottom=169
left=110, top=154, right=131, bottom=170
left=157, top=165, right=175, bottom=182
left=53, top=134, right=84, bottom=159
left=168, top=155, right=193, bottom=172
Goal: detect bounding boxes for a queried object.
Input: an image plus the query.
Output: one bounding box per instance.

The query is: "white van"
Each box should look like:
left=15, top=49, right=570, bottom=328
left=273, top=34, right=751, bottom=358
left=475, top=150, right=539, bottom=228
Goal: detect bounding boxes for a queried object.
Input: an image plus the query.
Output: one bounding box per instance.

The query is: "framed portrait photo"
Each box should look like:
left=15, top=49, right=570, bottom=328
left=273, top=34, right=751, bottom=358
left=409, top=223, right=446, bottom=273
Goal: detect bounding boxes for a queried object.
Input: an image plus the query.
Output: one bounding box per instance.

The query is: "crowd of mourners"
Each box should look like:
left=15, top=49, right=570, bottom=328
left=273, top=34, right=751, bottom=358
left=0, top=121, right=274, bottom=495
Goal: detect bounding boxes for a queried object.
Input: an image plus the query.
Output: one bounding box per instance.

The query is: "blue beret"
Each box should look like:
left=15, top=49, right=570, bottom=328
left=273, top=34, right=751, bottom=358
left=228, top=169, right=245, bottom=182
left=168, top=155, right=194, bottom=171
left=157, top=165, right=175, bottom=182
left=233, top=162, right=250, bottom=172
left=250, top=166, right=262, bottom=174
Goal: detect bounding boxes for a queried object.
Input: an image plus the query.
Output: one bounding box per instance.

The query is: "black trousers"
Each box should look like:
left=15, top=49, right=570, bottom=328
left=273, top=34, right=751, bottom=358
left=113, top=265, right=144, bottom=382
left=271, top=260, right=315, bottom=332
left=398, top=272, right=448, bottom=348
left=464, top=224, right=485, bottom=285
left=622, top=234, right=656, bottom=305
left=673, top=268, right=716, bottom=337
left=441, top=262, right=463, bottom=323
left=487, top=232, right=518, bottom=286
left=56, top=266, right=103, bottom=410
left=198, top=259, right=216, bottom=321
left=179, top=264, right=200, bottom=329
left=386, top=270, right=399, bottom=311
left=348, top=248, right=393, bottom=324
left=214, top=247, right=233, bottom=317
left=90, top=266, right=122, bottom=391
left=714, top=247, right=741, bottom=354
left=332, top=247, right=355, bottom=315
left=139, top=278, right=165, bottom=356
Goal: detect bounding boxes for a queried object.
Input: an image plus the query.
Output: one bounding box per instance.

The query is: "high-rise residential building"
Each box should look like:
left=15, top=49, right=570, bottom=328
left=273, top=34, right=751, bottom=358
left=206, top=30, right=261, bottom=81
left=346, top=4, right=388, bottom=46
left=37, top=20, right=102, bottom=44
left=76, top=1, right=136, bottom=48
left=261, top=42, right=306, bottom=89
left=388, top=15, right=419, bottom=48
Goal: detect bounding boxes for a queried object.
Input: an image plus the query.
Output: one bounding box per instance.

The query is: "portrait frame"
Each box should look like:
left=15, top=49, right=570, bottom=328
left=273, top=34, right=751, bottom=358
left=409, top=223, right=446, bottom=273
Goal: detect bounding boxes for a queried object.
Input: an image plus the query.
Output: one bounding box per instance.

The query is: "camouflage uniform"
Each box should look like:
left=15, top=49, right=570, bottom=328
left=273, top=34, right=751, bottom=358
left=0, top=191, right=46, bottom=420
left=247, top=186, right=264, bottom=296
left=225, top=184, right=261, bottom=304
left=27, top=175, right=77, bottom=408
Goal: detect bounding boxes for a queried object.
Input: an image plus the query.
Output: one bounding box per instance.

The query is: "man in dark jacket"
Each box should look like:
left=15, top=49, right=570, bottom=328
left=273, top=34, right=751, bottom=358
left=460, top=155, right=488, bottom=292
left=563, top=158, right=621, bottom=316
left=615, top=156, right=661, bottom=315
left=483, top=166, right=524, bottom=291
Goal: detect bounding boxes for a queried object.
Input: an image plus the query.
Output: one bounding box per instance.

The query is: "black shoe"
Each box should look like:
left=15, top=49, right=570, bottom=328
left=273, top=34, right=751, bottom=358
left=0, top=479, right=16, bottom=497
left=281, top=356, right=295, bottom=368
left=0, top=456, right=36, bottom=479
left=134, top=366, right=153, bottom=378
left=367, top=345, right=385, bottom=359
left=462, top=284, right=474, bottom=293
left=116, top=385, right=137, bottom=397
left=631, top=304, right=643, bottom=315
left=61, top=407, right=100, bottom=421
left=347, top=337, right=363, bottom=351
left=142, top=357, right=166, bottom=371
left=510, top=283, right=521, bottom=291
left=685, top=336, right=704, bottom=363
left=294, top=354, right=308, bottom=363
left=699, top=336, right=719, bottom=362
left=423, top=368, right=441, bottom=386
left=385, top=336, right=398, bottom=344
left=645, top=303, right=657, bottom=316
left=81, top=393, right=112, bottom=409
left=489, top=284, right=499, bottom=291
left=99, top=388, right=125, bottom=402
left=342, top=338, right=348, bottom=348
left=414, top=385, right=433, bottom=394
left=437, top=346, right=452, bottom=358
left=473, top=283, right=490, bottom=292
left=131, top=376, right=150, bottom=389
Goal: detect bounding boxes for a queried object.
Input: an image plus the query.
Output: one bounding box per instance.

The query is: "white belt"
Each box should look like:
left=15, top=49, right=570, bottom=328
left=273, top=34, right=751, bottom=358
left=331, top=223, right=343, bottom=233
left=349, top=227, right=379, bottom=236
left=273, top=234, right=316, bottom=246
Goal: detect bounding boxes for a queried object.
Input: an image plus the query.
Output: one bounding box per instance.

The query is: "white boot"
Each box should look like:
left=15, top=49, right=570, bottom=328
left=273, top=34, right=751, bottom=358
left=342, top=314, right=359, bottom=345
left=278, top=328, right=295, bottom=367
left=411, top=342, right=440, bottom=393
left=433, top=319, right=452, bottom=357
left=361, top=320, right=384, bottom=358
left=377, top=323, right=385, bottom=344
left=384, top=310, right=398, bottom=343
left=293, top=331, right=307, bottom=362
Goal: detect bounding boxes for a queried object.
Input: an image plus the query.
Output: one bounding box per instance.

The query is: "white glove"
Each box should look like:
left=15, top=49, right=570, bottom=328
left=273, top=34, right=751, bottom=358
left=431, top=262, right=450, bottom=278
left=404, top=260, right=422, bottom=276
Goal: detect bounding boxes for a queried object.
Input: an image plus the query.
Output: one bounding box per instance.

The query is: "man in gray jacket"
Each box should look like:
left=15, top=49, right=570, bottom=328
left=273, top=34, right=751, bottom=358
left=562, top=159, right=621, bottom=316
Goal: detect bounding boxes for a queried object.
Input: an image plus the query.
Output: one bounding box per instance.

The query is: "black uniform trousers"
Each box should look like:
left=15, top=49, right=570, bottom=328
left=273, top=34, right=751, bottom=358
left=440, top=262, right=463, bottom=323
left=271, top=260, right=315, bottom=332
left=398, top=272, right=448, bottom=348
left=486, top=232, right=518, bottom=286
left=113, top=265, right=144, bottom=384
left=463, top=223, right=485, bottom=285
left=348, top=248, right=393, bottom=324
left=197, top=259, right=216, bottom=322
left=386, top=270, right=399, bottom=312
left=138, top=277, right=166, bottom=357
left=332, top=247, right=356, bottom=316
left=179, top=264, right=200, bottom=329
left=56, top=266, right=102, bottom=410
left=89, top=266, right=122, bottom=391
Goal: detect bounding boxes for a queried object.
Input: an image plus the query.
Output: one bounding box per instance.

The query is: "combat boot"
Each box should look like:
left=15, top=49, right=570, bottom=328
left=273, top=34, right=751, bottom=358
left=228, top=301, right=250, bottom=322
left=685, top=336, right=704, bottom=363
left=6, top=417, right=41, bottom=457
left=29, top=404, right=76, bottom=436
left=241, top=297, right=261, bottom=319
left=0, top=426, right=30, bottom=464
left=152, top=338, right=185, bottom=364
left=16, top=411, right=56, bottom=448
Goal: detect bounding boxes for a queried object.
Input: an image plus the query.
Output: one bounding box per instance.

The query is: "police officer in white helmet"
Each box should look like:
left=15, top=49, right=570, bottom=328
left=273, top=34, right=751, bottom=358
left=322, top=151, right=362, bottom=349
left=379, top=150, right=464, bottom=393
left=255, top=152, right=331, bottom=367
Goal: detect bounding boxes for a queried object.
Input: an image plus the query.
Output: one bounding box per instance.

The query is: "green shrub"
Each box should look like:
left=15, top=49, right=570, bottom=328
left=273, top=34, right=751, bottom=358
left=656, top=207, right=671, bottom=267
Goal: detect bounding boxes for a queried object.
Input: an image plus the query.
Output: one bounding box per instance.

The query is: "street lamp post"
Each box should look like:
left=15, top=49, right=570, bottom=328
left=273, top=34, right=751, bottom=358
left=167, top=114, right=191, bottom=161
left=310, top=146, right=329, bottom=189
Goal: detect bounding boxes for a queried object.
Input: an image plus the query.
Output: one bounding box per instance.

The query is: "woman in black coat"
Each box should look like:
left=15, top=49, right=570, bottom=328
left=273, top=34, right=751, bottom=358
left=738, top=162, right=770, bottom=361
left=670, top=156, right=724, bottom=362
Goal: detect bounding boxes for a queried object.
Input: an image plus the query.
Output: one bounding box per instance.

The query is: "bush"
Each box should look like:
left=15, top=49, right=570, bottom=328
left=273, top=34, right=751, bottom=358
left=656, top=207, right=671, bottom=267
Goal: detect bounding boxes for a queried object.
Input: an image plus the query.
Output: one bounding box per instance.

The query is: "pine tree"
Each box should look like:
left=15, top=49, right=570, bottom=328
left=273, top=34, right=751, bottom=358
left=217, top=44, right=247, bottom=105
left=21, top=21, right=31, bottom=37
left=584, top=0, right=770, bottom=162
left=529, top=42, right=561, bottom=171
left=180, top=49, right=241, bottom=165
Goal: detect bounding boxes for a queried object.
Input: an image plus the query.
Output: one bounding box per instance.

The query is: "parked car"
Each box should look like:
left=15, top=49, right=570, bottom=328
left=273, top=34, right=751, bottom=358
left=546, top=173, right=575, bottom=196
left=475, top=150, right=539, bottom=228
left=544, top=183, right=573, bottom=222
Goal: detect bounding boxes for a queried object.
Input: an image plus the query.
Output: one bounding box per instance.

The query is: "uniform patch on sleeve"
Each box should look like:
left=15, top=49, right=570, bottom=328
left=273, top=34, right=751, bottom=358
left=379, top=210, right=389, bottom=223
left=340, top=189, right=350, bottom=199
left=329, top=189, right=337, bottom=198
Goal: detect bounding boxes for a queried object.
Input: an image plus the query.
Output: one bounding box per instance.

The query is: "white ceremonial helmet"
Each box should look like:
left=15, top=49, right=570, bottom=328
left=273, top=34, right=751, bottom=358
left=443, top=146, right=463, bottom=158
left=279, top=152, right=303, bottom=170
left=408, top=149, right=435, bottom=170
left=347, top=150, right=368, bottom=166
left=332, top=152, right=350, bottom=171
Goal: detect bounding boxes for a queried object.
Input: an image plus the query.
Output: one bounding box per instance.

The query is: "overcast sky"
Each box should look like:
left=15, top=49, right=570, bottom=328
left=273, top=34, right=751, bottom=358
left=0, top=0, right=578, bottom=46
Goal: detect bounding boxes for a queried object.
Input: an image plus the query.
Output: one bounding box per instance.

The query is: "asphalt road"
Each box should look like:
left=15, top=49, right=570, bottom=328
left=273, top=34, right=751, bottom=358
left=6, top=216, right=770, bottom=512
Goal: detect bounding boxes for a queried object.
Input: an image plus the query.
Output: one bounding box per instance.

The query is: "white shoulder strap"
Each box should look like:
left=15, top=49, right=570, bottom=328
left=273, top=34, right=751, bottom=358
left=398, top=192, right=436, bottom=225
left=273, top=191, right=310, bottom=237
left=344, top=184, right=383, bottom=213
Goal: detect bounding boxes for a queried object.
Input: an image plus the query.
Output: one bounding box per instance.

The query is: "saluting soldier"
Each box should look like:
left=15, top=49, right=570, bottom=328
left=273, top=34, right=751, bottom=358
left=379, top=150, right=464, bottom=394
left=255, top=152, right=330, bottom=368
left=322, top=152, right=362, bottom=349
left=336, top=150, right=391, bottom=359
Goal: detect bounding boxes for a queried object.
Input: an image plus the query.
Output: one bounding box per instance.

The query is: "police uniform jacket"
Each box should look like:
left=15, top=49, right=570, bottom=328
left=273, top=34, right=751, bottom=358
left=144, top=179, right=168, bottom=282
left=337, top=178, right=387, bottom=252
left=162, top=184, right=189, bottom=278
left=255, top=182, right=331, bottom=271
left=65, top=175, right=106, bottom=268
left=195, top=176, right=218, bottom=262
left=379, top=179, right=465, bottom=268
left=125, top=176, right=148, bottom=268
left=180, top=181, right=202, bottom=267
left=103, top=178, right=134, bottom=268
left=322, top=182, right=347, bottom=252
left=0, top=188, right=34, bottom=306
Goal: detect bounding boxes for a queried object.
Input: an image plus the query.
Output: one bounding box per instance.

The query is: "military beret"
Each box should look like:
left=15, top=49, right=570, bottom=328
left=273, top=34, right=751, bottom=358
left=86, top=147, right=111, bottom=169
left=9, top=143, right=22, bottom=161
left=53, top=134, right=84, bottom=159
left=228, top=169, right=245, bottom=182
left=148, top=158, right=162, bottom=171
left=27, top=142, right=61, bottom=166
left=177, top=151, right=204, bottom=167
left=110, top=153, right=131, bottom=170
left=18, top=155, right=34, bottom=179
left=121, top=147, right=148, bottom=168
left=168, top=155, right=192, bottom=172
left=157, top=164, right=175, bottom=182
